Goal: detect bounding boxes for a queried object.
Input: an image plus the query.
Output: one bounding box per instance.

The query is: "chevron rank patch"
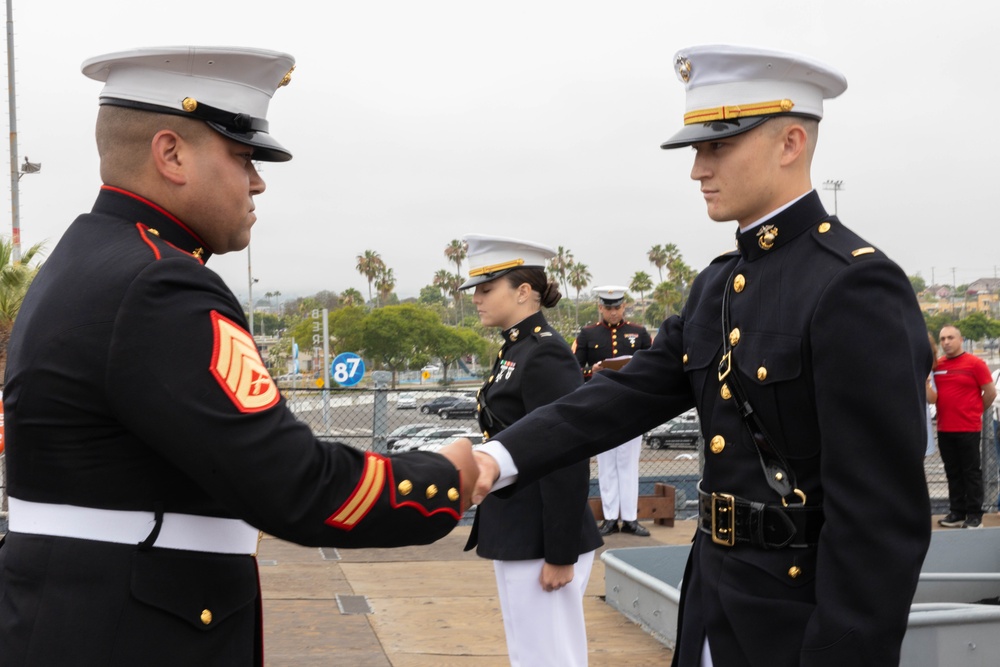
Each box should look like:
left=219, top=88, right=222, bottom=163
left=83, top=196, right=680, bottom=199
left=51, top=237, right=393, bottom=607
left=210, top=310, right=279, bottom=413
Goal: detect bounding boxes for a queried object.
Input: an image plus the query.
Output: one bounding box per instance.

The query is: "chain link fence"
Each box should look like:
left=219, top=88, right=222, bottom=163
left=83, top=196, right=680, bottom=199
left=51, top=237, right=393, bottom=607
left=1, top=391, right=996, bottom=532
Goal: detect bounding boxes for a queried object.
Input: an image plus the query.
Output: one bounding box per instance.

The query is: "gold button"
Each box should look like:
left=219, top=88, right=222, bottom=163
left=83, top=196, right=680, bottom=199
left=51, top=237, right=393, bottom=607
left=682, top=353, right=689, bottom=364
left=488, top=375, right=495, bottom=383
left=788, top=566, right=801, bottom=579
left=534, top=326, right=541, bottom=332
left=612, top=334, right=617, bottom=340
left=426, top=485, right=438, bottom=499
left=398, top=480, right=413, bottom=496
left=720, top=384, right=732, bottom=400
left=182, top=97, right=198, bottom=112
left=728, top=328, right=741, bottom=347
left=757, top=366, right=767, bottom=381
left=709, top=436, right=725, bottom=454
left=498, top=350, right=503, bottom=358
left=774, top=472, right=784, bottom=482
left=818, top=222, right=831, bottom=233
left=448, top=487, right=459, bottom=501
left=200, top=609, right=213, bottom=625
left=733, top=274, right=745, bottom=292
left=147, top=228, right=160, bottom=236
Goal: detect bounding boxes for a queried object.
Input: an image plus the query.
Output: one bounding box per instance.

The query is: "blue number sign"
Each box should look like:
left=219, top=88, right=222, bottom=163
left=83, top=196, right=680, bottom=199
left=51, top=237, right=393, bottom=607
left=331, top=352, right=365, bottom=387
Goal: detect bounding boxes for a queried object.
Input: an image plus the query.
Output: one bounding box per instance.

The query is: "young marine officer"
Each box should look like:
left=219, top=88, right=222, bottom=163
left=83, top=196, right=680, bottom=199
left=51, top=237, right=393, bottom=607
left=573, top=286, right=652, bottom=536
left=467, top=45, right=932, bottom=667
left=0, top=47, right=477, bottom=666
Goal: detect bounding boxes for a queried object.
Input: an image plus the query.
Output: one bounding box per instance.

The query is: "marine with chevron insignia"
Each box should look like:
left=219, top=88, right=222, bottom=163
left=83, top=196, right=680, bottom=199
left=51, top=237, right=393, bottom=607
left=0, top=47, right=478, bottom=666
left=466, top=45, right=933, bottom=666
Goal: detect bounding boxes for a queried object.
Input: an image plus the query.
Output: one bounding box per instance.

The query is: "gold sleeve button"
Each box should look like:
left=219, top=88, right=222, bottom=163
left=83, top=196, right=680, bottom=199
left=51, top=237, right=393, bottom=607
left=709, top=436, right=725, bottom=454
left=398, top=480, right=413, bottom=496
left=200, top=609, right=213, bottom=625
left=426, top=485, right=438, bottom=499
left=682, top=353, right=689, bottom=365
left=448, top=488, right=459, bottom=501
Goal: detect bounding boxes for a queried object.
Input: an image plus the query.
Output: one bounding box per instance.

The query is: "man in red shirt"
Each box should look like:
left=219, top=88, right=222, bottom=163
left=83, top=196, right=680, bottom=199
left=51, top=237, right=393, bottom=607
left=935, top=325, right=997, bottom=529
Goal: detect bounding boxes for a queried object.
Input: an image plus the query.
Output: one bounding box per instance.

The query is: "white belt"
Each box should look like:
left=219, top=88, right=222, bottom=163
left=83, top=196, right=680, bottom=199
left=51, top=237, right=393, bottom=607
left=8, top=497, right=261, bottom=555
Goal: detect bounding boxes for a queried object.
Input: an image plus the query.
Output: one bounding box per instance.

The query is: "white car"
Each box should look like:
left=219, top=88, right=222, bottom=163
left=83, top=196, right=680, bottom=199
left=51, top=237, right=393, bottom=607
left=396, top=392, right=417, bottom=409
left=391, top=427, right=469, bottom=453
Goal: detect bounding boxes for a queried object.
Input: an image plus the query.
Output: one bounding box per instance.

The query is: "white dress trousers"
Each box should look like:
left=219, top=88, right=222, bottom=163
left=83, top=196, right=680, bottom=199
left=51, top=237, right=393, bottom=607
left=596, top=435, right=641, bottom=521
left=493, top=550, right=596, bottom=667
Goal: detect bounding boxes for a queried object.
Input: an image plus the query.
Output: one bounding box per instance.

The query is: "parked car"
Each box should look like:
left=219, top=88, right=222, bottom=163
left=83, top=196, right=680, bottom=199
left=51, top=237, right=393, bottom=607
left=386, top=422, right=437, bottom=448
left=391, top=426, right=470, bottom=453
left=396, top=392, right=417, bottom=410
left=419, top=396, right=464, bottom=415
left=418, top=432, right=484, bottom=453
left=439, top=397, right=478, bottom=420
left=644, top=418, right=703, bottom=450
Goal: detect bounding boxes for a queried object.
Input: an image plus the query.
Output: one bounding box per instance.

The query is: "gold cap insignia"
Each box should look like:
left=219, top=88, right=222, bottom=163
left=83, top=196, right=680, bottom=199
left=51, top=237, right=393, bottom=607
left=279, top=65, right=295, bottom=87
left=510, top=328, right=519, bottom=342
left=675, top=55, right=692, bottom=83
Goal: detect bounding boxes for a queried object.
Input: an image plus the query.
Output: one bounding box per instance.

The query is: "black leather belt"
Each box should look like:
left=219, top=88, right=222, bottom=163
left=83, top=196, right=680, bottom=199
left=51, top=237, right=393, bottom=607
left=698, top=487, right=824, bottom=549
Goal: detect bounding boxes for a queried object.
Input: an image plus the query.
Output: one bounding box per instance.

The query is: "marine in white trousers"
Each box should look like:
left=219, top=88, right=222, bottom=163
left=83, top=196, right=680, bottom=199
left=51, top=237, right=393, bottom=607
left=597, top=435, right=641, bottom=521
left=493, top=550, right=596, bottom=667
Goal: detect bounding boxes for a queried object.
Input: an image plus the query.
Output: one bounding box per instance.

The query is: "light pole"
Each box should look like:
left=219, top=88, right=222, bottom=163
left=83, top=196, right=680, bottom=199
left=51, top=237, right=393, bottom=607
left=247, top=243, right=258, bottom=338
left=823, top=179, right=845, bottom=216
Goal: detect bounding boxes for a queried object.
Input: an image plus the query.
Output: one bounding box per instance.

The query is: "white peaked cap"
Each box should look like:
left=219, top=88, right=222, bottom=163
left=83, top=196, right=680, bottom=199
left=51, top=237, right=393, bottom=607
left=82, top=46, right=296, bottom=161
left=661, top=44, right=847, bottom=149
left=460, top=234, right=557, bottom=290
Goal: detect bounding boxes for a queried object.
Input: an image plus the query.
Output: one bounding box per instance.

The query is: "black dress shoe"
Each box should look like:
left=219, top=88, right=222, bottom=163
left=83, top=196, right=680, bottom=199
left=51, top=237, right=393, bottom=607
left=620, top=520, right=650, bottom=537
left=598, top=520, right=619, bottom=536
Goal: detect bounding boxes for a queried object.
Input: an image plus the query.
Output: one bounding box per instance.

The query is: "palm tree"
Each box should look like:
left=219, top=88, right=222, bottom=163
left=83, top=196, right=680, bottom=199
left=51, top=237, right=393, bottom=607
left=630, top=271, right=653, bottom=324
left=548, top=246, right=574, bottom=324
left=433, top=269, right=452, bottom=299
left=567, top=262, right=592, bottom=326
left=338, top=288, right=364, bottom=308
left=653, top=281, right=683, bottom=319
left=0, top=238, right=45, bottom=376
left=374, top=267, right=396, bottom=307
left=355, top=250, right=384, bottom=307
left=445, top=273, right=466, bottom=322
left=444, top=239, right=467, bottom=277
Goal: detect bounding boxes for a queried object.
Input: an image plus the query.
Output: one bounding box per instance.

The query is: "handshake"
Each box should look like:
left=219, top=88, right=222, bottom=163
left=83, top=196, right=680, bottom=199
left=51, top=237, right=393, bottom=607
left=436, top=438, right=502, bottom=512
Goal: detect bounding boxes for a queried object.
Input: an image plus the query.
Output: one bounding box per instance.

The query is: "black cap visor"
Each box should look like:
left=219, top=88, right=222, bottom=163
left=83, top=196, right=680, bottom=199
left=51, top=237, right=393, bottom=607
left=207, top=122, right=292, bottom=162
left=660, top=116, right=771, bottom=150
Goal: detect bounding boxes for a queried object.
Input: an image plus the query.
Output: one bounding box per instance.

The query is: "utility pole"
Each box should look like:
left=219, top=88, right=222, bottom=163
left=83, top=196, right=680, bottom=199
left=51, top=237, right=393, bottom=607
left=822, top=179, right=844, bottom=216
left=7, top=0, right=20, bottom=260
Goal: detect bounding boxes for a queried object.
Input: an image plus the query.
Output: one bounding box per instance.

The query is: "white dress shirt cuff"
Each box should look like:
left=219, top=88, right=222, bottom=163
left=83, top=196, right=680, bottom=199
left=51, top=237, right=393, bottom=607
left=475, top=440, right=518, bottom=491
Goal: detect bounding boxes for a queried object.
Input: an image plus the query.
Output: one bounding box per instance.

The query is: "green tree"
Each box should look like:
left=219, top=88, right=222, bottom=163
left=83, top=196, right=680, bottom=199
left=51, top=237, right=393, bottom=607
left=355, top=249, right=384, bottom=307
left=909, top=273, right=927, bottom=295
left=630, top=270, right=654, bottom=324
left=444, top=239, right=467, bottom=277
left=418, top=284, right=447, bottom=307
left=548, top=246, right=574, bottom=323
left=568, top=262, right=592, bottom=326
left=0, top=238, right=45, bottom=375
left=428, top=325, right=489, bottom=384
left=338, top=288, right=364, bottom=308
left=374, top=266, right=396, bottom=307
left=357, top=305, right=440, bottom=388
left=956, top=311, right=1000, bottom=343
left=647, top=243, right=679, bottom=282
left=652, top=280, right=683, bottom=318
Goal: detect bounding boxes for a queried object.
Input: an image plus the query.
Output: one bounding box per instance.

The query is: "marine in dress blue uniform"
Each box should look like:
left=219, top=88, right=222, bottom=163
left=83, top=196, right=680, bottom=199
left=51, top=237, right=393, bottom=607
left=0, top=47, right=475, bottom=666
left=573, top=286, right=652, bottom=536
left=476, top=46, right=932, bottom=667
left=461, top=235, right=602, bottom=666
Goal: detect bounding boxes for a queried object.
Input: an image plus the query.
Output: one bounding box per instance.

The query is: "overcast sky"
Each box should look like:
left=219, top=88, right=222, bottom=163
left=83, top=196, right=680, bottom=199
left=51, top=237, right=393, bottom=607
left=5, top=0, right=998, bottom=305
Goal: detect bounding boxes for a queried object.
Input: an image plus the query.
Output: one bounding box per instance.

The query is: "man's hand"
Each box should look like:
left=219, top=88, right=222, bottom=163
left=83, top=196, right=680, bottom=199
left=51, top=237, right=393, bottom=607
left=437, top=438, right=479, bottom=513
left=471, top=450, right=500, bottom=506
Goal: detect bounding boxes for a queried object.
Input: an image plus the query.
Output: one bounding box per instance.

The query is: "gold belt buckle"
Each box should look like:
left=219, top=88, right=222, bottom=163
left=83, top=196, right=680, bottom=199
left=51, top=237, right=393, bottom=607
left=711, top=493, right=736, bottom=546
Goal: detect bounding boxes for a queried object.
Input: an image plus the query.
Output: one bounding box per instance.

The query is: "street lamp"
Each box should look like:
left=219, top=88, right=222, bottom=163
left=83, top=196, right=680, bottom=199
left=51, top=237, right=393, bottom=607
left=822, top=179, right=845, bottom=216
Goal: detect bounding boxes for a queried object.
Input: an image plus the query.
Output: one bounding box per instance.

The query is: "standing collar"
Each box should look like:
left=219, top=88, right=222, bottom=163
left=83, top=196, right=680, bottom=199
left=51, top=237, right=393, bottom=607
left=735, top=190, right=829, bottom=262
left=94, top=186, right=213, bottom=261
left=501, top=310, right=548, bottom=344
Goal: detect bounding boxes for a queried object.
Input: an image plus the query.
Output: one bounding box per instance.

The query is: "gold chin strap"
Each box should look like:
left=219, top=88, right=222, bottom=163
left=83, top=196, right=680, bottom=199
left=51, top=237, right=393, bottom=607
left=684, top=99, right=795, bottom=125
